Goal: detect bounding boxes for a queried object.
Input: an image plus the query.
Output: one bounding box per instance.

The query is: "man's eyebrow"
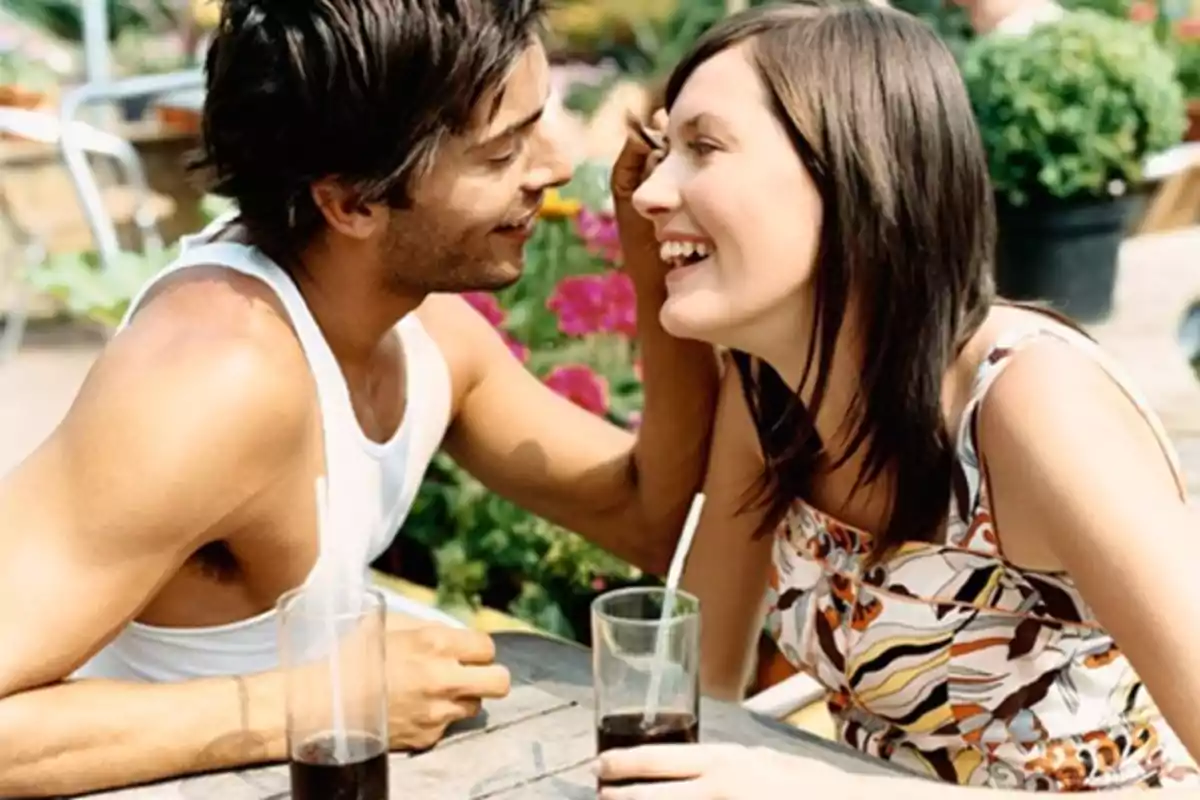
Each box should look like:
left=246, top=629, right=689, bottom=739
left=475, top=103, right=546, bottom=149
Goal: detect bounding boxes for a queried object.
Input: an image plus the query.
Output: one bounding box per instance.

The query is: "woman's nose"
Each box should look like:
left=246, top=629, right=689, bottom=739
left=631, top=158, right=680, bottom=221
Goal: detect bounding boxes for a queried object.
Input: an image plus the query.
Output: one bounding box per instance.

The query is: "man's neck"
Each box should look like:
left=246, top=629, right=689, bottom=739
left=291, top=240, right=425, bottom=367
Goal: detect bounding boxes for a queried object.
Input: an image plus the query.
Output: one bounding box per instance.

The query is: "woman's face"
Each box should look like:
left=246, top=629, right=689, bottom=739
left=633, top=45, right=823, bottom=351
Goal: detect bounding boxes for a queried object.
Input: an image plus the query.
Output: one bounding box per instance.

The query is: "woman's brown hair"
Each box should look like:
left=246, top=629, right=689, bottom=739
left=664, top=1, right=996, bottom=558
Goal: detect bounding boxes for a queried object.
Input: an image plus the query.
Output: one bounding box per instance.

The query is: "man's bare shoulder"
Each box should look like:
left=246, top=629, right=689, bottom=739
left=62, top=267, right=316, bottom=483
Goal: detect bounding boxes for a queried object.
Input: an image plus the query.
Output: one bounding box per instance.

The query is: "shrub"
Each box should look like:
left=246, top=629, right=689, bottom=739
left=962, top=9, right=1187, bottom=206
left=1176, top=36, right=1200, bottom=98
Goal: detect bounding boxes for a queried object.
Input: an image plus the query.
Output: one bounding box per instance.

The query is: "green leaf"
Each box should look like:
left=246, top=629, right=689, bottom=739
left=963, top=9, right=1187, bottom=203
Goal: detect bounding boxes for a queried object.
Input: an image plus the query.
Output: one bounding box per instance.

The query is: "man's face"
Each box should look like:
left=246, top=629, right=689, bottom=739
left=381, top=40, right=572, bottom=294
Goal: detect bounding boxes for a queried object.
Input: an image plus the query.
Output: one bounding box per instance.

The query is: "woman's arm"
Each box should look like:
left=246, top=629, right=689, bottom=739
left=978, top=340, right=1200, bottom=762
left=598, top=340, right=1200, bottom=799
left=598, top=744, right=1200, bottom=799
left=856, top=772, right=1200, bottom=800
left=682, top=355, right=776, bottom=701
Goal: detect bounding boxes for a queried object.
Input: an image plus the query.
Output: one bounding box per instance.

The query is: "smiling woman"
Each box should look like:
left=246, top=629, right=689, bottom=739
left=607, top=1, right=1200, bottom=797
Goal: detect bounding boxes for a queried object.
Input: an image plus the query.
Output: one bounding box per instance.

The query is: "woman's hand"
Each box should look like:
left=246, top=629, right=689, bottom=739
left=595, top=743, right=867, bottom=799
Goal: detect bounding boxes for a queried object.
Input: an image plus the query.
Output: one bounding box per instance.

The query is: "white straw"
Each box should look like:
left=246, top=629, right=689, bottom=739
left=642, top=493, right=706, bottom=727
left=315, top=476, right=351, bottom=763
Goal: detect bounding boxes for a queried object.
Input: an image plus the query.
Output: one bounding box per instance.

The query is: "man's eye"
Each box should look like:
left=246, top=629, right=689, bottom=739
left=488, top=137, right=526, bottom=165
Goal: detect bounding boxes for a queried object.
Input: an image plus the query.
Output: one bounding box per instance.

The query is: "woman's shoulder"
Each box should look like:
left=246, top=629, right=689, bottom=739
left=958, top=304, right=1184, bottom=570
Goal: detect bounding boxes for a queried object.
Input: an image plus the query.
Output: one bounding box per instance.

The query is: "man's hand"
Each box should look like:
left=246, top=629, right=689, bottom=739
left=610, top=109, right=667, bottom=204
left=611, top=109, right=669, bottom=276
left=384, top=625, right=510, bottom=750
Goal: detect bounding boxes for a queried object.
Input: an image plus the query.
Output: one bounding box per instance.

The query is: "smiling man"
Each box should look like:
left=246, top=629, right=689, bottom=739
left=0, top=0, right=719, bottom=795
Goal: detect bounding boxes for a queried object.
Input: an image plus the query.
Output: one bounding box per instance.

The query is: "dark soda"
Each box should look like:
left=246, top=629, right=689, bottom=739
left=596, top=711, right=699, bottom=788
left=289, top=732, right=388, bottom=800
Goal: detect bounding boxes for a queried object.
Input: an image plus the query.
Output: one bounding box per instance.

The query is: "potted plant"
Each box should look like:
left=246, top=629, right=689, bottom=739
left=962, top=9, right=1186, bottom=322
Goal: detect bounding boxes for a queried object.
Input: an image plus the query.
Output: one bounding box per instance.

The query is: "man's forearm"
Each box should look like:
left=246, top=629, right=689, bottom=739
left=0, top=672, right=286, bottom=797
left=624, top=213, right=721, bottom=574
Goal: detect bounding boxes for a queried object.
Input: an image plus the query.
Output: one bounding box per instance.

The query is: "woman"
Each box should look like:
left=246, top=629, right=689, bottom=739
left=598, top=1, right=1200, bottom=797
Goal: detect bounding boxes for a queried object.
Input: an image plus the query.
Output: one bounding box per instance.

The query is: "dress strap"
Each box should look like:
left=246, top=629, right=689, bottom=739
left=947, top=323, right=1186, bottom=554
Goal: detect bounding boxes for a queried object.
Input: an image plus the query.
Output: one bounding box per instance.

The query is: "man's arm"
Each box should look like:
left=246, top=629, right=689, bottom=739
left=0, top=320, right=311, bottom=796
left=424, top=284, right=719, bottom=577
left=0, top=674, right=285, bottom=796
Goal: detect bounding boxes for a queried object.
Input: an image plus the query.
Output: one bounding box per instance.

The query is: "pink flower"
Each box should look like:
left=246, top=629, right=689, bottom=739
left=1129, top=0, right=1156, bottom=21
left=591, top=577, right=608, bottom=592
left=601, top=272, right=638, bottom=339
left=463, top=292, right=506, bottom=327
left=575, top=209, right=623, bottom=264
left=547, top=275, right=606, bottom=336
left=544, top=364, right=610, bottom=416
left=625, top=411, right=642, bottom=431
left=546, top=273, right=637, bottom=338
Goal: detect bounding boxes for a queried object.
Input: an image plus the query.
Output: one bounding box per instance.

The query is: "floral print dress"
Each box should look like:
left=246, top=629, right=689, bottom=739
left=765, top=325, right=1199, bottom=790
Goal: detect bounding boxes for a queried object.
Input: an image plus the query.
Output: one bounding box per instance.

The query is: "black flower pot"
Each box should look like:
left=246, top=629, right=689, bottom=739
left=994, top=193, right=1142, bottom=324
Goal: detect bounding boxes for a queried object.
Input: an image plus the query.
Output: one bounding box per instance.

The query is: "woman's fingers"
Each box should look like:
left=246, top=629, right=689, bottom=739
left=599, top=778, right=710, bottom=800
left=597, top=743, right=731, bottom=782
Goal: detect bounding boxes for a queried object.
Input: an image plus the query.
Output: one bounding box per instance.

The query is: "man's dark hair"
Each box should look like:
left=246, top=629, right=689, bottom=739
left=192, top=0, right=546, bottom=265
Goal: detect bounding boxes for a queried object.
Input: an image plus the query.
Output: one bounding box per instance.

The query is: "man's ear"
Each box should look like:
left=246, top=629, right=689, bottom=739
left=310, top=178, right=386, bottom=240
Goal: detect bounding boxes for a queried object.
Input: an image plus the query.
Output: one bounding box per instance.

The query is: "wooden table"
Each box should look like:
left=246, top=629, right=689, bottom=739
left=85, top=631, right=916, bottom=799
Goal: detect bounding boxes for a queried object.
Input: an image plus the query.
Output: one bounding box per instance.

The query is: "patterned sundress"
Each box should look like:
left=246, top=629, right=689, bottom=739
left=765, top=324, right=1199, bottom=790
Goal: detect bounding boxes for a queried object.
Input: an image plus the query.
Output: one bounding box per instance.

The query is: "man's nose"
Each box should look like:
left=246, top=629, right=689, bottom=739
left=525, top=104, right=576, bottom=191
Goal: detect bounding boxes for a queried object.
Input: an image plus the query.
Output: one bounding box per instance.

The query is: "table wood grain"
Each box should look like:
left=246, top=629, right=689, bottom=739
left=80, top=632, right=917, bottom=799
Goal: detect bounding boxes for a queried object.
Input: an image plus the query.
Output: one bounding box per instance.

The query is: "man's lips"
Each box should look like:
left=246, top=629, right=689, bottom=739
left=493, top=211, right=538, bottom=237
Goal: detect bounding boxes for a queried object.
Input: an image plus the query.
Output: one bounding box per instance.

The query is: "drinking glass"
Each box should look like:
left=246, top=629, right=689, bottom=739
left=278, top=583, right=388, bottom=800
left=591, top=586, right=701, bottom=786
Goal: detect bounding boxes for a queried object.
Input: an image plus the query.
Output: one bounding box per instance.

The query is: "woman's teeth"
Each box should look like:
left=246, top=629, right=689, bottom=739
left=659, top=240, right=714, bottom=268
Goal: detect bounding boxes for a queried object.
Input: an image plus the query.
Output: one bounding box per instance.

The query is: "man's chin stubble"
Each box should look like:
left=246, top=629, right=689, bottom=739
left=385, top=260, right=523, bottom=296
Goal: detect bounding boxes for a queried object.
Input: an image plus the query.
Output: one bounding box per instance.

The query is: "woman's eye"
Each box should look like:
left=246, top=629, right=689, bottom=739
left=687, top=139, right=718, bottom=157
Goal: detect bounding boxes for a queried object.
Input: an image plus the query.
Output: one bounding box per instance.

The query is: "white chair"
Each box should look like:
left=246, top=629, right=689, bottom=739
left=0, top=72, right=202, bottom=360
left=0, top=106, right=164, bottom=359
left=56, top=71, right=203, bottom=272
left=743, top=671, right=827, bottom=720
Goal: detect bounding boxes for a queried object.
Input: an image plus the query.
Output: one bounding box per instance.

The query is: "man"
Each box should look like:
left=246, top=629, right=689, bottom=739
left=0, top=0, right=718, bottom=795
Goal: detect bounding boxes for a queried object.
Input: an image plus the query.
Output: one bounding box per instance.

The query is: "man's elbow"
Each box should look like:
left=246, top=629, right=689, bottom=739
left=618, top=502, right=684, bottom=578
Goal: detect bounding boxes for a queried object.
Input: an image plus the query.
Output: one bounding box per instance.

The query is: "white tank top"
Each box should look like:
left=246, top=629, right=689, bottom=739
left=73, top=212, right=453, bottom=682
